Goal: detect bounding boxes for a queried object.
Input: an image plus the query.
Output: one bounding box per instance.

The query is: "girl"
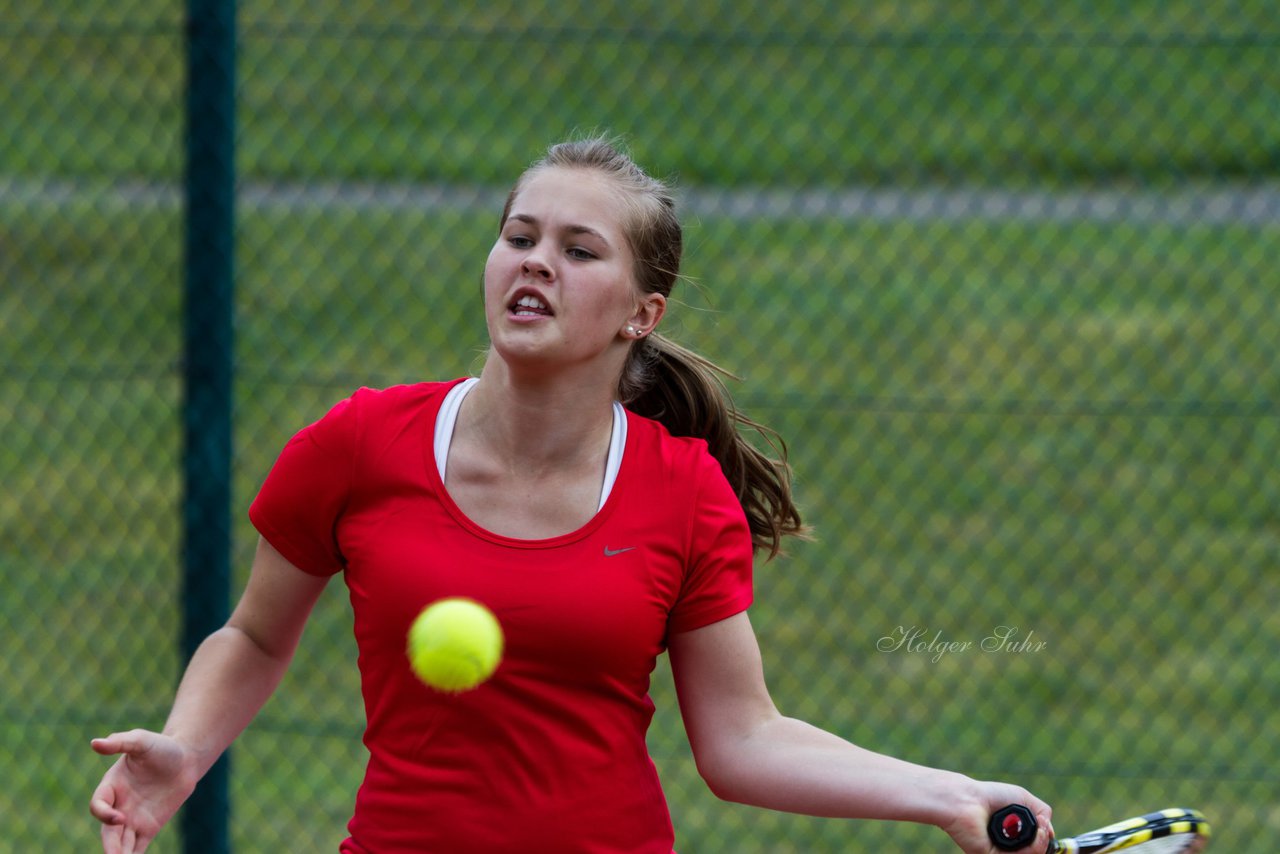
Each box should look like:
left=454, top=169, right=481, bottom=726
left=90, top=137, right=1052, bottom=854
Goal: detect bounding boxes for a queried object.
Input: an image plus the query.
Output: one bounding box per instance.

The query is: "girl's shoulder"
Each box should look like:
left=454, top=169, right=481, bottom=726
left=621, top=408, right=723, bottom=483
left=348, top=378, right=465, bottom=408
left=341, top=378, right=469, bottom=423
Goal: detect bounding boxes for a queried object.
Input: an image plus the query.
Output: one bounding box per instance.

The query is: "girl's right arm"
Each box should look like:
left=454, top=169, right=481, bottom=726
left=89, top=537, right=330, bottom=854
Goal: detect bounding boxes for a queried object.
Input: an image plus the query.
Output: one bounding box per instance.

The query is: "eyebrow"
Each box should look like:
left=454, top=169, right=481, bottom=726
left=507, top=213, right=611, bottom=245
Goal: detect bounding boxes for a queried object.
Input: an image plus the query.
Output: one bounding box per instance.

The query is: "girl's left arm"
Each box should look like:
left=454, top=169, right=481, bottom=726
left=667, top=612, right=1053, bottom=854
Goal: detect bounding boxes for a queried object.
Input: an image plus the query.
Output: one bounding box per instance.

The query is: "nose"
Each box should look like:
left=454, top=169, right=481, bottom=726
left=521, top=255, right=554, bottom=281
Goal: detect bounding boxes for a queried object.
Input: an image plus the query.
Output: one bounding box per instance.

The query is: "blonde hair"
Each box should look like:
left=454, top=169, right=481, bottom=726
left=500, top=137, right=807, bottom=558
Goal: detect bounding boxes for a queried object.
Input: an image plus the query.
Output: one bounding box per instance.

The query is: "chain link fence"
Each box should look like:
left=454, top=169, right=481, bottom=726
left=4, top=2, right=1278, bottom=851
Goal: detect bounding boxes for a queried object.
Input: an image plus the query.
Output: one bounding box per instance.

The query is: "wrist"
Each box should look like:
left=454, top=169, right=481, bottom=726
left=159, top=727, right=221, bottom=783
left=923, top=770, right=983, bottom=829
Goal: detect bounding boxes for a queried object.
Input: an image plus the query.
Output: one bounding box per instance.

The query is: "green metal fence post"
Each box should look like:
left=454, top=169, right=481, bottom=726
left=181, top=0, right=235, bottom=852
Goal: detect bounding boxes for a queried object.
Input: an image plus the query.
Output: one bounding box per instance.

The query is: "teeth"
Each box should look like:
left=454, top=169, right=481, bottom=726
left=514, top=295, right=548, bottom=311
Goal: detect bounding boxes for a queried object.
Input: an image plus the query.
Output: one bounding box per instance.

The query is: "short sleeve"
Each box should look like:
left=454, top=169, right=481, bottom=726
left=248, top=393, right=359, bottom=576
left=667, top=451, right=754, bottom=635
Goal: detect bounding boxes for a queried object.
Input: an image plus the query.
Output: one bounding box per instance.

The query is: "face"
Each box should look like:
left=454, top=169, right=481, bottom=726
left=483, top=167, right=664, bottom=374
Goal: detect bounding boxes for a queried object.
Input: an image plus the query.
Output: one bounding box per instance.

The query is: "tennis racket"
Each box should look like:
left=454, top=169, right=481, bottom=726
left=988, top=804, right=1210, bottom=853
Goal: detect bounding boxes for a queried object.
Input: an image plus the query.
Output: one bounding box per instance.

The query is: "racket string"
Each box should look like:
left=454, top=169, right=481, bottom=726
left=1121, top=837, right=1205, bottom=853
left=1062, top=832, right=1207, bottom=853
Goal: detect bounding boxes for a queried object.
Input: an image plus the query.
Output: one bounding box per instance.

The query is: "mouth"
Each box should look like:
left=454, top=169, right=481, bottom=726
left=509, top=292, right=552, bottom=318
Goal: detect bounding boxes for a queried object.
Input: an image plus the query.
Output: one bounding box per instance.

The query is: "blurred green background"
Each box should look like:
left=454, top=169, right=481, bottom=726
left=3, top=1, right=1278, bottom=851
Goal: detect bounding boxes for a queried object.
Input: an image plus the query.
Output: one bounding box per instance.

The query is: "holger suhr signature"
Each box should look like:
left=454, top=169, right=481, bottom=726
left=877, top=625, right=1047, bottom=663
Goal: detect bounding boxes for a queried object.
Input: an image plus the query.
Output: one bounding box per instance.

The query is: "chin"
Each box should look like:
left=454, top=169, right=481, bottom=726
left=490, top=335, right=559, bottom=369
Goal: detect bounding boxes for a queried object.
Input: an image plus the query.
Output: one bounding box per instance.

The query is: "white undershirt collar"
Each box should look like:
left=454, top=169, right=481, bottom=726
left=434, top=378, right=626, bottom=511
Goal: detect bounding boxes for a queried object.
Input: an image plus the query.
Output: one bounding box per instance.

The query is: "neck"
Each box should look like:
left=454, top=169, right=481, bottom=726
left=462, top=360, right=618, bottom=470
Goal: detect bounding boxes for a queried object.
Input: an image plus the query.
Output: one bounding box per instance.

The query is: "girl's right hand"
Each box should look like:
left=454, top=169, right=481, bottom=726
left=90, top=729, right=200, bottom=854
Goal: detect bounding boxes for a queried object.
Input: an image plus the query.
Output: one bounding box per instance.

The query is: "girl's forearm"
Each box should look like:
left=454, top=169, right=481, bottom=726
left=702, top=714, right=979, bottom=828
left=161, top=625, right=294, bottom=778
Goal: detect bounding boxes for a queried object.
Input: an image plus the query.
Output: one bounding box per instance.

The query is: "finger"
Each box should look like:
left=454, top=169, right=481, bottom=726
left=1035, top=821, right=1055, bottom=854
left=1035, top=806, right=1054, bottom=845
left=125, top=823, right=147, bottom=854
left=89, top=794, right=124, bottom=826
left=89, top=778, right=124, bottom=826
left=92, top=730, right=152, bottom=757
left=101, top=819, right=124, bottom=854
left=91, top=734, right=136, bottom=757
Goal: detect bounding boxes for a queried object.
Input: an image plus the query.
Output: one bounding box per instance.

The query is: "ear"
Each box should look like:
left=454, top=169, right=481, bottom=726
left=622, top=292, right=666, bottom=340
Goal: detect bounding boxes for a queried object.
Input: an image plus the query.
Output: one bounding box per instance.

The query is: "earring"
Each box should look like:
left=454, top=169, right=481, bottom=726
left=626, top=326, right=637, bottom=336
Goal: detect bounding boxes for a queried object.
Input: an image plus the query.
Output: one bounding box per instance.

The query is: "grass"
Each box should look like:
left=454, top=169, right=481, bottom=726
left=3, top=1, right=1279, bottom=849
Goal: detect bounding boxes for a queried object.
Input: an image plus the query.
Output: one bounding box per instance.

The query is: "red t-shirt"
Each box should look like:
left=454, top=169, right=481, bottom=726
left=248, top=380, right=754, bottom=853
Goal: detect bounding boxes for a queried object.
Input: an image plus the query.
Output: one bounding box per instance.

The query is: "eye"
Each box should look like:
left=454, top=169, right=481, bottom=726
left=567, top=246, right=597, bottom=261
left=507, top=234, right=534, bottom=249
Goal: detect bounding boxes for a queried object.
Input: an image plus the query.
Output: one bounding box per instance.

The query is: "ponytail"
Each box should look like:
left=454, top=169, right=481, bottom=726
left=620, top=333, right=807, bottom=559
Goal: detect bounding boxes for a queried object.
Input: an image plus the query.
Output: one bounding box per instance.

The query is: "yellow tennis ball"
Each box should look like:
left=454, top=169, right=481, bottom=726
left=407, top=597, right=504, bottom=693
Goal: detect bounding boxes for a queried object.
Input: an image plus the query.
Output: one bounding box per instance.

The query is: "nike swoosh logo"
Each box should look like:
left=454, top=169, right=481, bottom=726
left=603, top=546, right=636, bottom=557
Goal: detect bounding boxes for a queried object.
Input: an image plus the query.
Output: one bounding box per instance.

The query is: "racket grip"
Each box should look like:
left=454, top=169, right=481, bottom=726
left=988, top=804, right=1038, bottom=851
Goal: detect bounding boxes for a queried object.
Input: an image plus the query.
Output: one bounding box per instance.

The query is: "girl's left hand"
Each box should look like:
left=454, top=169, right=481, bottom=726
left=941, top=780, right=1054, bottom=854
